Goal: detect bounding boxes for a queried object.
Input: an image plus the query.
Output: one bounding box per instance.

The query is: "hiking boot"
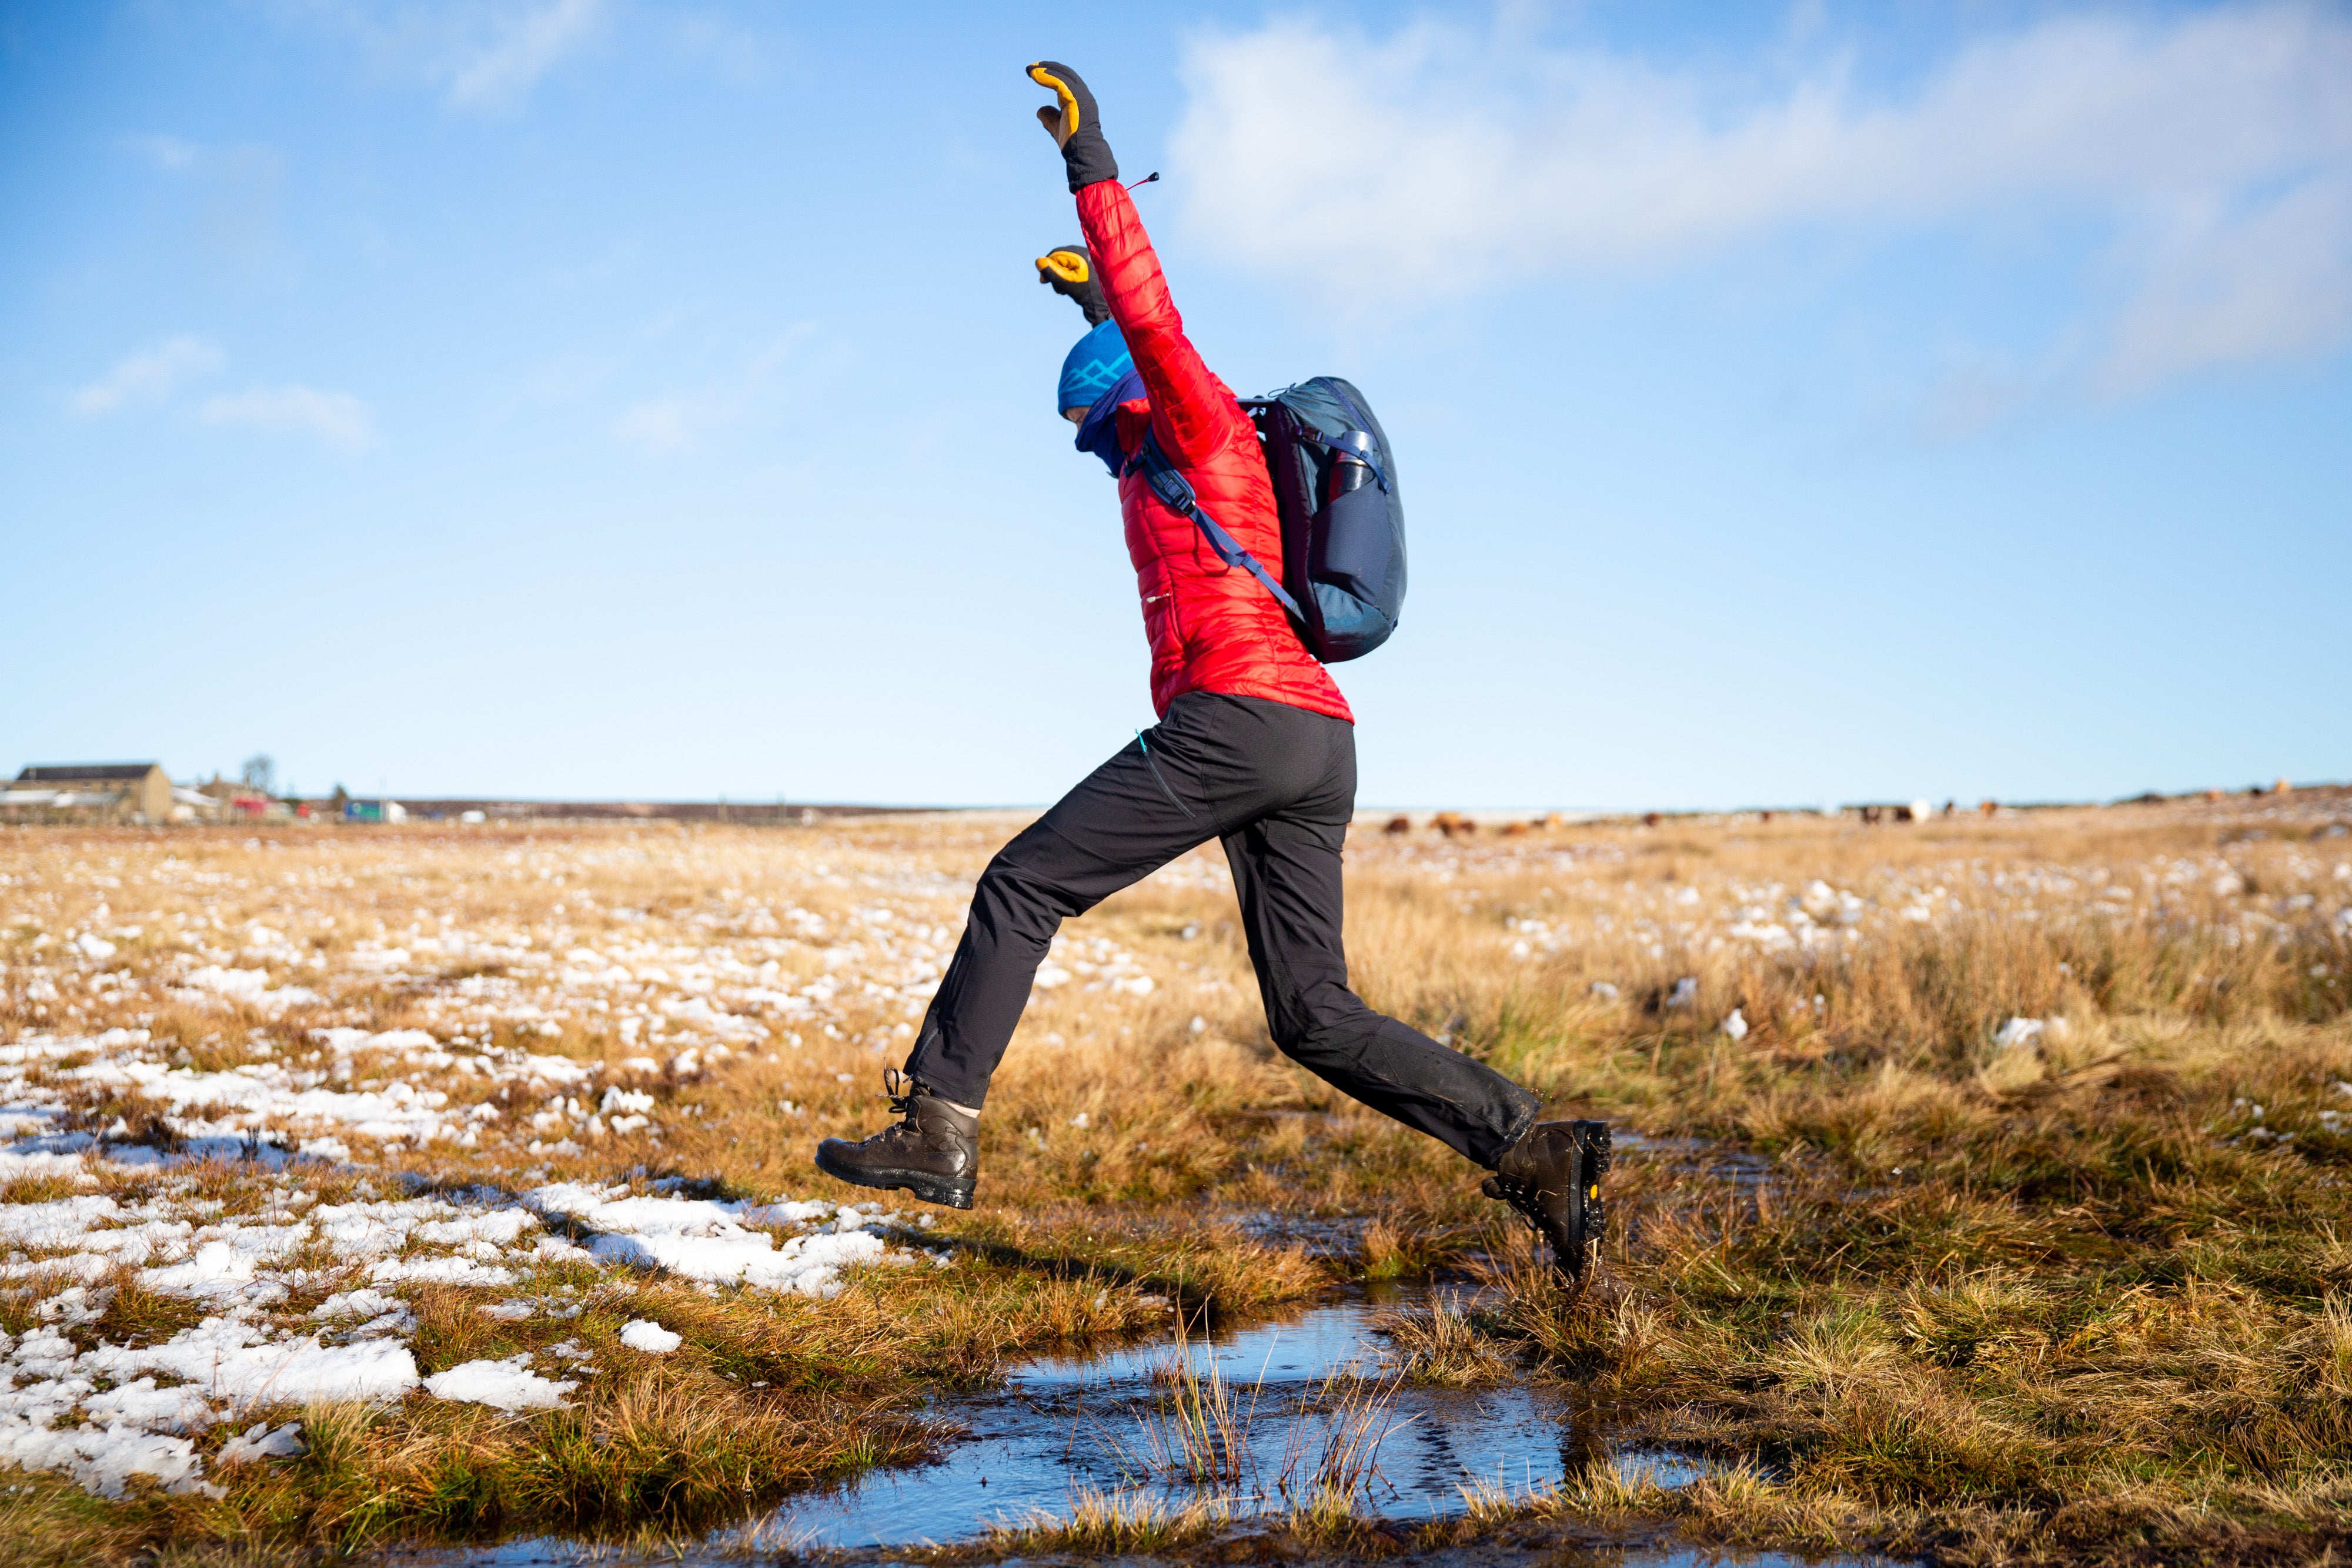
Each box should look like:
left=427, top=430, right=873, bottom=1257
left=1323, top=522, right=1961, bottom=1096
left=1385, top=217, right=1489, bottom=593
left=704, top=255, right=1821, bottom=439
left=1482, top=1119, right=1610, bottom=1279
left=814, top=1069, right=979, bottom=1210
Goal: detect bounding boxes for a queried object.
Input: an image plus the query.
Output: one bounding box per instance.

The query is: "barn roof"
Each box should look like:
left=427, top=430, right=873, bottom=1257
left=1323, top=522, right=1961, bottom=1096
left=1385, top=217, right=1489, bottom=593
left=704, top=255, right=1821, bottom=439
left=16, top=763, right=162, bottom=783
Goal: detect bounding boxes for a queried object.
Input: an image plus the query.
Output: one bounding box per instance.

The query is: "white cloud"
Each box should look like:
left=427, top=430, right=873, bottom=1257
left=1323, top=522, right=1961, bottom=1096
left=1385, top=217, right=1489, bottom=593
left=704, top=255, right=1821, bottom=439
left=445, top=0, right=604, bottom=108
left=2093, top=173, right=2352, bottom=396
left=198, top=386, right=377, bottom=450
left=68, top=337, right=225, bottom=415
left=1171, top=4, right=2352, bottom=398
left=73, top=337, right=376, bottom=449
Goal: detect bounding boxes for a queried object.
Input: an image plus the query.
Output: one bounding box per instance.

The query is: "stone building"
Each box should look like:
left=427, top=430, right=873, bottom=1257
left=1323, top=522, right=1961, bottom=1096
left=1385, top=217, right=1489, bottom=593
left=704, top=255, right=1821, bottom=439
left=5, top=763, right=175, bottom=823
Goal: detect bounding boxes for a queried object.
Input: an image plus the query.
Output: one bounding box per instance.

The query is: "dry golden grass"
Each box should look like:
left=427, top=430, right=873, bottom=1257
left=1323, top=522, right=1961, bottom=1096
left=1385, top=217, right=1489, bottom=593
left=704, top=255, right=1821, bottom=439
left=966, top=1487, right=1232, bottom=1559
left=1, top=790, right=2348, bottom=1563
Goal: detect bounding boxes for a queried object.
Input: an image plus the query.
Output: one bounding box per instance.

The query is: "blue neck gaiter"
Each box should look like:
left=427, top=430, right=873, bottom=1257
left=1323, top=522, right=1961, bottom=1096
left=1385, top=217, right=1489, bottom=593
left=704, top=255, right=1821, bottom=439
left=1073, top=366, right=1144, bottom=475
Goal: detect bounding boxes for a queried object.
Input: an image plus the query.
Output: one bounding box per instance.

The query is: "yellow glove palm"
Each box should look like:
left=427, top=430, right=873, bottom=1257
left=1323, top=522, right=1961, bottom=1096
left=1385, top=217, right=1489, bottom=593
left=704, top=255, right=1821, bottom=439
left=1025, top=60, right=1116, bottom=191
left=1035, top=245, right=1110, bottom=326
left=1028, top=62, right=1084, bottom=148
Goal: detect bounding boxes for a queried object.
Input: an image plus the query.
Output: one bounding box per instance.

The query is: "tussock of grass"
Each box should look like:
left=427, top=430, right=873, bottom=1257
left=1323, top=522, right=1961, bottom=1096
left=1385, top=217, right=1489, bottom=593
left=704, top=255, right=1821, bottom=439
left=25, top=1365, right=937, bottom=1559
left=246, top=1374, right=931, bottom=1549
left=977, top=1487, right=1230, bottom=1557
left=934, top=1209, right=1326, bottom=1322
left=0, top=1175, right=87, bottom=1206
left=1377, top=1295, right=1519, bottom=1386
left=86, top=1269, right=213, bottom=1348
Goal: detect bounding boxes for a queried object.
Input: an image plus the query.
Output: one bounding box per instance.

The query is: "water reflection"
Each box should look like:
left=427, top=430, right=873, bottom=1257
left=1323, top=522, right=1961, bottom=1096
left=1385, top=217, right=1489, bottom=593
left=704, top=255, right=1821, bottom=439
left=386, top=1285, right=1886, bottom=1567
left=754, top=1286, right=1607, bottom=1549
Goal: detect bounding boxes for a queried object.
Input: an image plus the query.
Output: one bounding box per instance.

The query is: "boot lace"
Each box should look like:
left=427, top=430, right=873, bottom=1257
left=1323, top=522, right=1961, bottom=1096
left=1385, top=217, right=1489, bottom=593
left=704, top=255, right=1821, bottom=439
left=882, top=1067, right=922, bottom=1122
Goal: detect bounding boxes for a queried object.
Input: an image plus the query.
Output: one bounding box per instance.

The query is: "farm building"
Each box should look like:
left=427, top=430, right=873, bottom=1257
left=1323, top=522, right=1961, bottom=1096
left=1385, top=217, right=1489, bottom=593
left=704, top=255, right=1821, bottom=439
left=4, top=762, right=178, bottom=823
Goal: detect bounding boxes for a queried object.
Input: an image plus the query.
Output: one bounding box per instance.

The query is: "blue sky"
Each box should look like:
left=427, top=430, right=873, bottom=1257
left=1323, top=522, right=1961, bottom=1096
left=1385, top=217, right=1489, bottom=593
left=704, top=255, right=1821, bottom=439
left=2, top=1, right=2346, bottom=809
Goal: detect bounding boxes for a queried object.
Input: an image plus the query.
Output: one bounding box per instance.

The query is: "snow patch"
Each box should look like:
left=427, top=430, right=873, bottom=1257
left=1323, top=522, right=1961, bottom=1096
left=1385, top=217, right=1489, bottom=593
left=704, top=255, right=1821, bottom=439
left=618, top=1319, right=681, bottom=1354
left=216, top=1421, right=305, bottom=1464
left=424, top=1355, right=577, bottom=1411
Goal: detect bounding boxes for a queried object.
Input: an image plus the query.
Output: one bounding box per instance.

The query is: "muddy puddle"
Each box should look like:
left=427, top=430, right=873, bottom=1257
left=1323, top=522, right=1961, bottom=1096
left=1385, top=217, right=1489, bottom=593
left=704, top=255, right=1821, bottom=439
left=392, top=1282, right=1892, bottom=1567
left=758, top=1285, right=1588, bottom=1548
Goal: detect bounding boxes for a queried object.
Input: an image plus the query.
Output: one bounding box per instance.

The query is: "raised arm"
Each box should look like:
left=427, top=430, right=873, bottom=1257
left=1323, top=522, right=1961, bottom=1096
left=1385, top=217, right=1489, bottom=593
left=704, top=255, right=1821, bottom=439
left=1029, top=62, right=1247, bottom=468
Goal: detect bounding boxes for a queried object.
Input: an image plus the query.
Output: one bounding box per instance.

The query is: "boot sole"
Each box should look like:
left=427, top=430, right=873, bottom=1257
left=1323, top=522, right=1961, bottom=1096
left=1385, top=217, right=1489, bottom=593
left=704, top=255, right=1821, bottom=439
left=1485, top=1119, right=1611, bottom=1281
left=813, top=1146, right=975, bottom=1211
left=1563, top=1119, right=1611, bottom=1280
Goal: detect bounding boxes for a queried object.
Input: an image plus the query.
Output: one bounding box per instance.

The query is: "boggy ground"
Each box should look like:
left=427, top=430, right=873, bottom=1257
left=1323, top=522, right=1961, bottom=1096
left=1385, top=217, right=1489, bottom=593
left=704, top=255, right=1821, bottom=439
left=0, top=790, right=2348, bottom=1566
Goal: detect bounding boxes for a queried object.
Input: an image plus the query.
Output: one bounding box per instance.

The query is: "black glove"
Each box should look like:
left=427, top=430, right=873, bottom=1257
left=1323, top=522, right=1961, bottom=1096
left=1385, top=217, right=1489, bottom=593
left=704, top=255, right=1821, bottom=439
left=1036, top=243, right=1110, bottom=326
left=1027, top=60, right=1117, bottom=193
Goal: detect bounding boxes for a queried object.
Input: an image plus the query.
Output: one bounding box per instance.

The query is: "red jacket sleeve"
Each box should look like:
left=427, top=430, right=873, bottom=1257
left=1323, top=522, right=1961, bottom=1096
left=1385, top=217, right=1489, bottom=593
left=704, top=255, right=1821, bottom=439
left=1075, top=179, right=1251, bottom=469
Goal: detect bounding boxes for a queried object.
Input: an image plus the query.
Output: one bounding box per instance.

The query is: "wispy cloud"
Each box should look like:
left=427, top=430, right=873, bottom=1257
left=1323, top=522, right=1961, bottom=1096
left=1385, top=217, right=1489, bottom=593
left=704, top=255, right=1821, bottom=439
left=1172, top=4, right=2352, bottom=403
left=669, top=9, right=783, bottom=88
left=445, top=0, right=604, bottom=108
left=123, top=133, right=201, bottom=171
left=268, top=0, right=604, bottom=109
left=610, top=328, right=816, bottom=454
left=68, top=337, right=225, bottom=415
left=69, top=339, right=374, bottom=447
left=198, top=385, right=377, bottom=450
left=610, top=396, right=694, bottom=453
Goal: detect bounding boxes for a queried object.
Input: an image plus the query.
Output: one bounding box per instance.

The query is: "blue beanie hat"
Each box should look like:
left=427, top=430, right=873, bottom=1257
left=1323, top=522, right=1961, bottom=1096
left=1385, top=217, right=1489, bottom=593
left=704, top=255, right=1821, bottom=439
left=1057, top=318, right=1132, bottom=414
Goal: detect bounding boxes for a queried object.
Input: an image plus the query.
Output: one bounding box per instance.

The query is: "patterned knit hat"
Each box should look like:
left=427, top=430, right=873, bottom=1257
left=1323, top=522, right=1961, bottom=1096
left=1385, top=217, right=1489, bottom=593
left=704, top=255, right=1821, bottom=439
left=1056, top=317, right=1132, bottom=415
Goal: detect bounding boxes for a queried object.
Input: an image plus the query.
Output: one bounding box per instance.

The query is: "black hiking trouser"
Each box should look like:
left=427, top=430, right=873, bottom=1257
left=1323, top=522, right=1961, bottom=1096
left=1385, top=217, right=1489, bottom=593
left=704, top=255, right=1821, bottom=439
left=902, top=691, right=1541, bottom=1168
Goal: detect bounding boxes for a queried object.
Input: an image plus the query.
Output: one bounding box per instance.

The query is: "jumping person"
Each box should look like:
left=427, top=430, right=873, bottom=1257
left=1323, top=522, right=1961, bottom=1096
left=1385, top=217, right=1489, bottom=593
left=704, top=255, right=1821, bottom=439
left=816, top=62, right=1608, bottom=1276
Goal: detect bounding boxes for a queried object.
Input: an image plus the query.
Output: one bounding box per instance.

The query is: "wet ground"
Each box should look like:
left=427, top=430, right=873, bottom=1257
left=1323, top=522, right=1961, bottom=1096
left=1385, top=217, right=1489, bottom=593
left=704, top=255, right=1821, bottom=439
left=1611, top=1131, right=1780, bottom=1193
left=757, top=1285, right=1622, bottom=1548
left=389, top=1279, right=1891, bottom=1567
left=412, top=1543, right=1885, bottom=1568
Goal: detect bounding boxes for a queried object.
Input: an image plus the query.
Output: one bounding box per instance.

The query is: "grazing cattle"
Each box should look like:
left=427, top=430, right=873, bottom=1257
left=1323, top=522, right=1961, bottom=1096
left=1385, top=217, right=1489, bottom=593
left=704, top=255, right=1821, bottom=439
left=1384, top=815, right=1413, bottom=835
left=1642, top=812, right=1661, bottom=828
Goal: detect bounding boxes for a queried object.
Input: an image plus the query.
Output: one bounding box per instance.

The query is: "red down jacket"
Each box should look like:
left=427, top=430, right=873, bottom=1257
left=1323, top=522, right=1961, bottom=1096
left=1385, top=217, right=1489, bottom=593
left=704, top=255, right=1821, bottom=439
left=1077, top=180, right=1352, bottom=725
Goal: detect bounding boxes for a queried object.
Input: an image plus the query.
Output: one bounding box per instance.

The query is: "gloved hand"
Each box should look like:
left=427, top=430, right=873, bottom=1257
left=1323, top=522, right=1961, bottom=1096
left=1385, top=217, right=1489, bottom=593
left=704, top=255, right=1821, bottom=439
left=1036, top=243, right=1110, bottom=326
left=1027, top=61, right=1117, bottom=192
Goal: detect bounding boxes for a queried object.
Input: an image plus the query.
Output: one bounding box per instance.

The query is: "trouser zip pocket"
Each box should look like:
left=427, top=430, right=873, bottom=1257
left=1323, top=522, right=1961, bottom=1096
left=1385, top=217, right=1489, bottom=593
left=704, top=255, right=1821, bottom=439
left=1135, top=729, right=1198, bottom=820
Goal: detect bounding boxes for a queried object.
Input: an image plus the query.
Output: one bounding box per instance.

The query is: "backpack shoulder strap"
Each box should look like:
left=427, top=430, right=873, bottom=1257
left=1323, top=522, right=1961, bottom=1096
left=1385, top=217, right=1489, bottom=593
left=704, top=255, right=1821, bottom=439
left=1128, top=430, right=1305, bottom=623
